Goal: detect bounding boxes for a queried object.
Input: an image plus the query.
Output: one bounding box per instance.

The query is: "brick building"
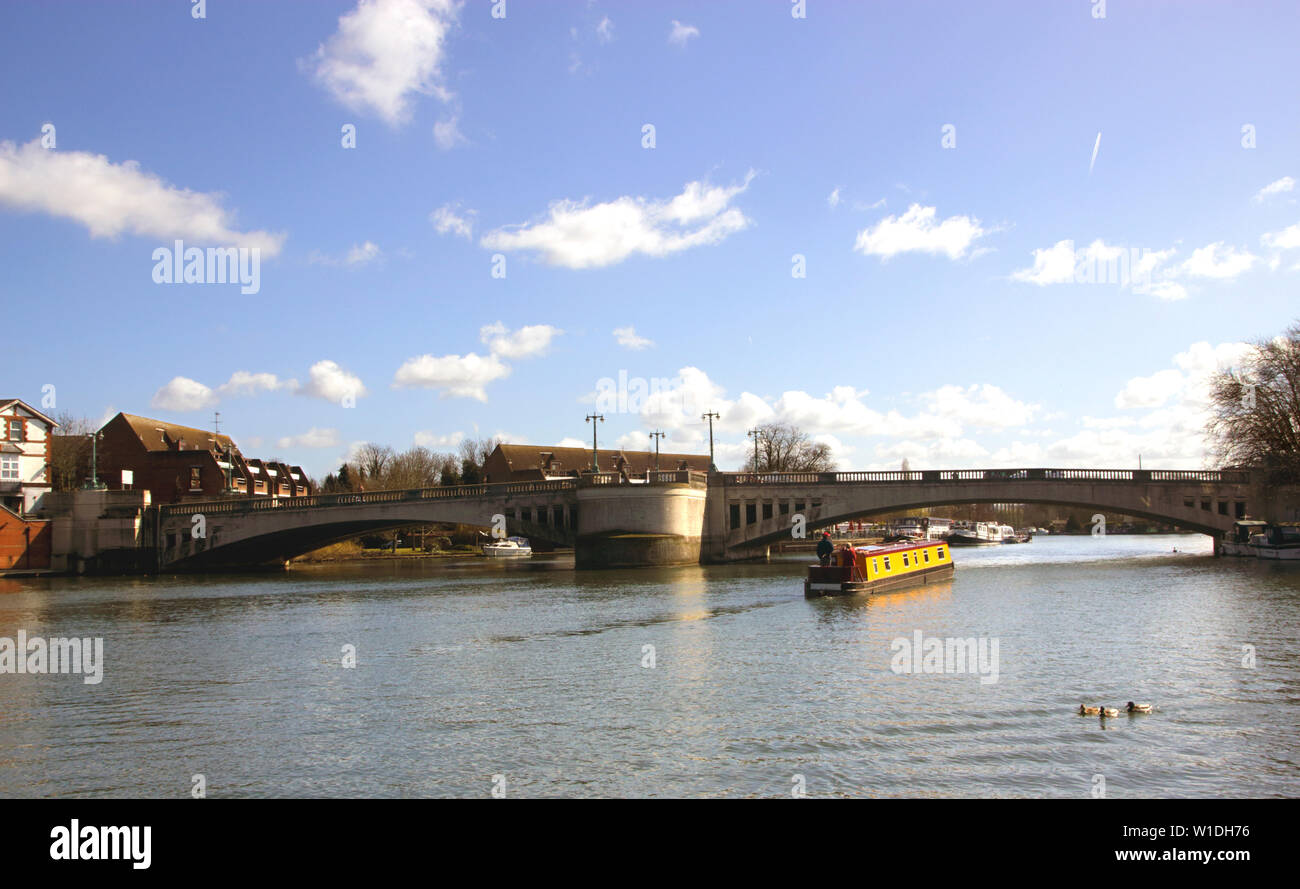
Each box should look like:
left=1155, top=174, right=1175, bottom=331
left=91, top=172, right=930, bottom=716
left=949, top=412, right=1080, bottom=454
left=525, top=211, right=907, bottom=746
left=96, top=413, right=312, bottom=504
left=482, top=443, right=711, bottom=483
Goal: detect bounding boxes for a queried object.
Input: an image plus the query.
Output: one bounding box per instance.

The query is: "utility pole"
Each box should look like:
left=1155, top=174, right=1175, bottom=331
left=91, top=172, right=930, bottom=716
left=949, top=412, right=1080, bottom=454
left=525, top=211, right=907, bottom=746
left=649, top=430, right=665, bottom=471
left=702, top=411, right=719, bottom=471
left=585, top=414, right=604, bottom=471
left=214, top=411, right=231, bottom=493
left=747, top=428, right=763, bottom=474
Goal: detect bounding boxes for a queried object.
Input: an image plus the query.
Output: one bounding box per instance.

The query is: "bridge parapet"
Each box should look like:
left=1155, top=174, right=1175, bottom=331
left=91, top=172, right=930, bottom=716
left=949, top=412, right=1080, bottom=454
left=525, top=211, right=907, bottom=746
left=720, top=468, right=1253, bottom=486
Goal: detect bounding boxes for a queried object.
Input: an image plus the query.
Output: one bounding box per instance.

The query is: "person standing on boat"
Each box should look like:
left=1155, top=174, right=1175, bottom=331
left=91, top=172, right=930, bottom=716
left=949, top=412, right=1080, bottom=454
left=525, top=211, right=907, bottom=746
left=817, top=531, right=834, bottom=566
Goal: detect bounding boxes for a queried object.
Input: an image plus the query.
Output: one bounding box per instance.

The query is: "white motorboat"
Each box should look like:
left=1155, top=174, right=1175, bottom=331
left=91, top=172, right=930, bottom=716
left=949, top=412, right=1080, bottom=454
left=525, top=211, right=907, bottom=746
left=481, top=536, right=533, bottom=558
left=948, top=521, right=1001, bottom=545
left=1247, top=526, right=1300, bottom=560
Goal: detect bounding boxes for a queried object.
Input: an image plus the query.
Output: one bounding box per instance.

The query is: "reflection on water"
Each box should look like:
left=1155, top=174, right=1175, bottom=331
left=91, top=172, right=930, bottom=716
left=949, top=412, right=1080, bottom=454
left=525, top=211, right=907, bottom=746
left=0, top=535, right=1297, bottom=798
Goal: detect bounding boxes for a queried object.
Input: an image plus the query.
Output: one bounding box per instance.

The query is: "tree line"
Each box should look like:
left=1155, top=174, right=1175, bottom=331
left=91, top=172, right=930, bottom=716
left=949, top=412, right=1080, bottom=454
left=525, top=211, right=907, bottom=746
left=319, top=436, right=500, bottom=493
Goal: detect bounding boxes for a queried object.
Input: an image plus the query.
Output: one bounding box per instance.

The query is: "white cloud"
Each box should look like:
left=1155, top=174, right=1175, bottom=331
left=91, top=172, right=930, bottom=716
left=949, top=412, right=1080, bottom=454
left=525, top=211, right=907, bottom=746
left=1114, top=369, right=1185, bottom=409
left=1254, top=176, right=1295, bottom=203
left=308, top=240, right=382, bottom=266
left=151, top=377, right=217, bottom=412
left=217, top=371, right=297, bottom=397
left=0, top=139, right=284, bottom=254
left=300, top=359, right=367, bottom=403
left=480, top=173, right=754, bottom=269
left=827, top=187, right=841, bottom=209
left=413, top=430, right=464, bottom=448
left=277, top=427, right=340, bottom=449
left=613, top=326, right=653, bottom=350
left=308, top=0, right=458, bottom=126
left=1262, top=222, right=1300, bottom=251
left=668, top=20, right=699, bottom=47
left=479, top=322, right=561, bottom=359
left=854, top=204, right=988, bottom=261
left=1011, top=239, right=1078, bottom=285
left=430, top=203, right=475, bottom=239
left=393, top=352, right=509, bottom=401
left=920, top=384, right=1038, bottom=429
left=1180, top=242, right=1257, bottom=279
left=346, top=241, right=381, bottom=264
left=433, top=114, right=465, bottom=150
left=596, top=16, right=614, bottom=43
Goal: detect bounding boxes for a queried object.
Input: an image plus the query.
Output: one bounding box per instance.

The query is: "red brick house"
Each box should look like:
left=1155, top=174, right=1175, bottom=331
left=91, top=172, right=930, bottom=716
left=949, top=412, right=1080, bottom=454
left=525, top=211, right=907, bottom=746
left=482, top=443, right=710, bottom=483
left=96, top=413, right=312, bottom=504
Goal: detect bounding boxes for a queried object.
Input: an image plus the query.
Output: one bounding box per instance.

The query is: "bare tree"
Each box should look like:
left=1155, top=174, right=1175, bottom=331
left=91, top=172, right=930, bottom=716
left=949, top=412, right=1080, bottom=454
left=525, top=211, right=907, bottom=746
left=387, top=446, right=441, bottom=489
left=1206, top=320, right=1300, bottom=480
left=354, top=443, right=395, bottom=487
left=50, top=411, right=94, bottom=491
left=742, top=422, right=835, bottom=472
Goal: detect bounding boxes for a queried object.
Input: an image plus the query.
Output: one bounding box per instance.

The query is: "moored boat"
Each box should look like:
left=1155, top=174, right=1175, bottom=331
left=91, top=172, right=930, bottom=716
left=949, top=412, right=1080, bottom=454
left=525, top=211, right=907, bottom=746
left=482, top=536, right=532, bottom=558
left=805, top=539, right=954, bottom=597
left=1221, top=520, right=1268, bottom=557
left=948, top=521, right=1001, bottom=545
left=1247, top=525, right=1300, bottom=560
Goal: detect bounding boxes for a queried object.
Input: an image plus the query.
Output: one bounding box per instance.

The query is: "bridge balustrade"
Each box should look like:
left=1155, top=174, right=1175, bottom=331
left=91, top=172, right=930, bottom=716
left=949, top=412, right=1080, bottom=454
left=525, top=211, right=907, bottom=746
left=718, top=468, right=1251, bottom=486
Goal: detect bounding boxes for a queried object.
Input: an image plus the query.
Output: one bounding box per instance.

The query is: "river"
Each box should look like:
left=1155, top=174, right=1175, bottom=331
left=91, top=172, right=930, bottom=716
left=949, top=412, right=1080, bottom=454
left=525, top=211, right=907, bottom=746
left=1, top=534, right=1297, bottom=798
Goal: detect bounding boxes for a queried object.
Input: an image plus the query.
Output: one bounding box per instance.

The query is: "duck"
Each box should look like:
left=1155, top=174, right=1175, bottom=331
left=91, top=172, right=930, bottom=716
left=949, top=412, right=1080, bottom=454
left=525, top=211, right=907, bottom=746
left=1079, top=704, right=1101, bottom=715
left=1100, top=707, right=1120, bottom=718
left=1126, top=701, right=1153, bottom=714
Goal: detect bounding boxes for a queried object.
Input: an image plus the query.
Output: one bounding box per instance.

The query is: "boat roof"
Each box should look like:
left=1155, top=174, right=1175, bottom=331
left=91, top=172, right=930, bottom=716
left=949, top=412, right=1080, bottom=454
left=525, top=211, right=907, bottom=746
left=853, top=539, right=946, bottom=555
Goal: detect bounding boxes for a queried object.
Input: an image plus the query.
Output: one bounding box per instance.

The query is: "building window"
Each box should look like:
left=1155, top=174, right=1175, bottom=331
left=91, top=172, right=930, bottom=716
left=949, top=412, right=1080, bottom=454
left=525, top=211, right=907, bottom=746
left=762, top=502, right=773, bottom=520
left=729, top=503, right=741, bottom=530
left=1, top=455, right=18, bottom=480
left=1235, top=502, right=1246, bottom=519
left=5, top=418, right=22, bottom=442
left=190, top=467, right=203, bottom=490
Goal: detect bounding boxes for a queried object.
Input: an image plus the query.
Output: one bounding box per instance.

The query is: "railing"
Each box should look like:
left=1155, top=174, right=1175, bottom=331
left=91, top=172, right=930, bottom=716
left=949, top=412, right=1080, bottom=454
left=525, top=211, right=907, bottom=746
left=158, top=478, right=578, bottom=519
left=722, top=468, right=1252, bottom=485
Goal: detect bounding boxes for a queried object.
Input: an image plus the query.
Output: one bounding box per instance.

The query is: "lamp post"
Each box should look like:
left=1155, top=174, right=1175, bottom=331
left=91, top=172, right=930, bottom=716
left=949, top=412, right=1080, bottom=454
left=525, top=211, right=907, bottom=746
left=702, top=411, right=719, bottom=471
left=88, top=431, right=101, bottom=489
left=747, top=427, right=763, bottom=474
left=649, top=430, right=665, bottom=472
left=585, top=414, right=604, bottom=471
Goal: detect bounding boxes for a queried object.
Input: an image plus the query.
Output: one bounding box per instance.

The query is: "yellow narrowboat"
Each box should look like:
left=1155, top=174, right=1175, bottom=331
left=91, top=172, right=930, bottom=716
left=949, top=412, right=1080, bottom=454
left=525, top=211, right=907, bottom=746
left=804, top=539, right=954, bottom=597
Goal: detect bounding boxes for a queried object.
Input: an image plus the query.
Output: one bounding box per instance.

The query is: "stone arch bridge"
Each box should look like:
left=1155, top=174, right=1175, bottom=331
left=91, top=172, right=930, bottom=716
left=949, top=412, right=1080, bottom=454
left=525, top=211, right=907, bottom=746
left=152, top=467, right=1261, bottom=570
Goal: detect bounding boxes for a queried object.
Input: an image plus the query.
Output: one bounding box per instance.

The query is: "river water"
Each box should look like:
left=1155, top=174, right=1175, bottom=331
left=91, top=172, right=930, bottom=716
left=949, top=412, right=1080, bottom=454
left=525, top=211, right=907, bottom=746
left=1, top=534, right=1297, bottom=798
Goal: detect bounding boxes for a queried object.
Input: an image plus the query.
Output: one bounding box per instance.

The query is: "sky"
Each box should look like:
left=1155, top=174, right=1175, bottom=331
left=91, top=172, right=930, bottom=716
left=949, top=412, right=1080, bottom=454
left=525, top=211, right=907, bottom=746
left=3, top=0, right=1299, bottom=479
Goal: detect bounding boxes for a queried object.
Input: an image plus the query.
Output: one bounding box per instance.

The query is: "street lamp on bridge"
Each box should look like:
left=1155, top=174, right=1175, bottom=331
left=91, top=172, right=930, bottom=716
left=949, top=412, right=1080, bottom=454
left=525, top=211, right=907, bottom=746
left=702, top=411, right=719, bottom=471
left=585, top=414, right=604, bottom=471
left=747, top=427, right=764, bottom=473
left=649, top=430, right=665, bottom=471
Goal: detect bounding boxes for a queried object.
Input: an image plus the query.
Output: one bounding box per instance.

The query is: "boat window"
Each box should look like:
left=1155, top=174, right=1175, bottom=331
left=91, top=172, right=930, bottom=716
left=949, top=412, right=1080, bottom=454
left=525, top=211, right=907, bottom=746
left=902, top=553, right=909, bottom=566
left=883, top=556, right=891, bottom=571
left=872, top=558, right=879, bottom=574
left=923, top=548, right=930, bottom=563
left=937, top=547, right=945, bottom=559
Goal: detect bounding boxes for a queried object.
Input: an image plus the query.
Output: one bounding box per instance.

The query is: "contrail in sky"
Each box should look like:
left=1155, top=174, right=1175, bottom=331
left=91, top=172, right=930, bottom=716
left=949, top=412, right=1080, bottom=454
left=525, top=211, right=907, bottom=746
left=1089, top=131, right=1101, bottom=174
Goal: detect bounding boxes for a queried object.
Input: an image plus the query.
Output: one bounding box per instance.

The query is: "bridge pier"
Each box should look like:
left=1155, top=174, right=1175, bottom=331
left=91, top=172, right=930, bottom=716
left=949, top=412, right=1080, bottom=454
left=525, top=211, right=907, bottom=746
left=574, top=477, right=707, bottom=569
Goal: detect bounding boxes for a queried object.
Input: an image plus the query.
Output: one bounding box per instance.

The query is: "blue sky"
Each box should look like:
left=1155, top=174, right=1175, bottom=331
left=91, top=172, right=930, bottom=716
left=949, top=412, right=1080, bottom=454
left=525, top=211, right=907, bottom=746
left=3, top=1, right=1298, bottom=478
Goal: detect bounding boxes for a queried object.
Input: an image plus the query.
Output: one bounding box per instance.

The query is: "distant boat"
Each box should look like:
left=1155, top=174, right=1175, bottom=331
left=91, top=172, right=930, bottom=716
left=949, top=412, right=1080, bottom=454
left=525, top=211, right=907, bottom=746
left=482, top=536, right=532, bottom=558
left=948, top=522, right=1001, bottom=546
